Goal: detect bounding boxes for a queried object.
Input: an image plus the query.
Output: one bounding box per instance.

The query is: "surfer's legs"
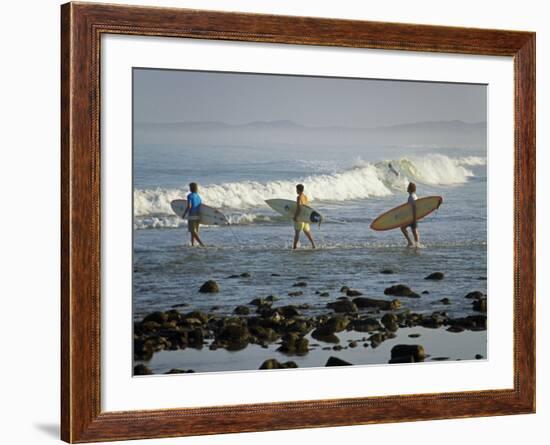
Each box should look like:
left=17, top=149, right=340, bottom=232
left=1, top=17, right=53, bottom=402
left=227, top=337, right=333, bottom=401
left=400, top=226, right=414, bottom=247
left=188, top=220, right=205, bottom=247
left=192, top=227, right=205, bottom=247
left=304, top=229, right=316, bottom=249
left=193, top=233, right=205, bottom=247
left=293, top=230, right=300, bottom=249
left=412, top=227, right=420, bottom=245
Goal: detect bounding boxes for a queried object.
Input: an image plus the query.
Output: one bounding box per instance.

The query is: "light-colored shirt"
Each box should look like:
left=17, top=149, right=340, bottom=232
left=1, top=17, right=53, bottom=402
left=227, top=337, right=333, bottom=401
left=408, top=192, right=417, bottom=205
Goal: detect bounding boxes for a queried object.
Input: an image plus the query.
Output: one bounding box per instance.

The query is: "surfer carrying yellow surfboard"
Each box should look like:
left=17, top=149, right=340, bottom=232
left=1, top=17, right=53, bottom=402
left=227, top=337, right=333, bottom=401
left=181, top=182, right=206, bottom=247
left=293, top=184, right=316, bottom=250
left=401, top=182, right=421, bottom=248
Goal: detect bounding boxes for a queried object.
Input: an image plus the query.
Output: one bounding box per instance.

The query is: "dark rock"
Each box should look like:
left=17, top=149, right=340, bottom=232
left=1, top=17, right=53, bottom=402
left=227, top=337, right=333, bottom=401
left=346, top=289, right=363, bottom=297
left=319, top=292, right=330, bottom=297
left=381, top=313, right=398, bottom=328
left=431, top=357, right=450, bottom=361
left=311, top=330, right=340, bottom=343
left=425, top=272, right=444, bottom=280
left=142, top=311, right=167, bottom=324
left=440, top=298, right=451, bottom=305
left=278, top=305, right=302, bottom=318
left=211, top=305, right=220, bottom=311
left=391, top=344, right=425, bottom=362
left=277, top=333, right=309, bottom=355
left=447, top=326, right=465, bottom=333
left=384, top=284, right=420, bottom=298
left=340, top=286, right=350, bottom=293
left=134, top=339, right=154, bottom=360
left=240, top=272, right=251, bottom=278
left=234, top=305, right=250, bottom=315
left=475, top=354, right=484, bottom=360
left=408, top=333, right=421, bottom=338
left=473, top=298, right=487, bottom=312
left=326, top=356, right=352, bottom=366
left=165, top=368, right=194, bottom=374
left=271, top=273, right=281, bottom=277
left=352, top=297, right=401, bottom=310
left=448, top=314, right=486, bottom=331
left=421, top=312, right=447, bottom=329
left=187, top=328, right=204, bottom=349
left=380, top=269, right=394, bottom=274
left=135, top=320, right=161, bottom=335
left=248, top=326, right=280, bottom=343
left=349, top=341, right=358, bottom=348
left=259, top=359, right=298, bottom=370
left=249, top=297, right=271, bottom=307
left=327, top=299, right=358, bottom=313
left=184, top=311, right=209, bottom=324
left=226, top=274, right=240, bottom=279
left=288, top=291, right=303, bottom=297
left=171, top=303, right=189, bottom=308
left=292, top=281, right=308, bottom=287
left=316, top=316, right=350, bottom=334
left=199, top=280, right=219, bottom=293
left=283, top=319, right=312, bottom=335
left=165, top=310, right=181, bottom=322
left=369, top=333, right=386, bottom=348
left=133, top=364, right=153, bottom=375
left=216, top=323, right=250, bottom=350
left=465, top=291, right=485, bottom=299
left=389, top=355, right=415, bottom=364
left=421, top=290, right=430, bottom=295
left=351, top=317, right=381, bottom=332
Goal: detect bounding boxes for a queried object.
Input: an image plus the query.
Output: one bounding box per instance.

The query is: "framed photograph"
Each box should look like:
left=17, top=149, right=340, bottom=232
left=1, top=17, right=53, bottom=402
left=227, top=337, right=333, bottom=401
left=61, top=2, right=535, bottom=442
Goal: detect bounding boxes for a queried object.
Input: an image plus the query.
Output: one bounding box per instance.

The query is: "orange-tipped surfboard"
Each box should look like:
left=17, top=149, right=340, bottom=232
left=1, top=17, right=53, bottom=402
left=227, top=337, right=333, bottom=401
left=370, top=196, right=443, bottom=231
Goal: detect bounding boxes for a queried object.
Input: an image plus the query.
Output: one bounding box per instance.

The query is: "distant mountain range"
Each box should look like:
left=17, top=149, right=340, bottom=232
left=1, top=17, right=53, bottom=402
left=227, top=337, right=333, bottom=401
left=135, top=119, right=487, bottom=148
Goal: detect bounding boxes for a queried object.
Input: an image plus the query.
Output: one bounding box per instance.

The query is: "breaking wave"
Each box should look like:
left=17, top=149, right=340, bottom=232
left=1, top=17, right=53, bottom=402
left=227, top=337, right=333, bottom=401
left=134, top=154, right=485, bottom=229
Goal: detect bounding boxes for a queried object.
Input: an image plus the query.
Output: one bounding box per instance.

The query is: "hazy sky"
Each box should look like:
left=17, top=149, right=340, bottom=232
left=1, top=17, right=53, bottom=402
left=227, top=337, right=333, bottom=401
left=134, top=68, right=486, bottom=128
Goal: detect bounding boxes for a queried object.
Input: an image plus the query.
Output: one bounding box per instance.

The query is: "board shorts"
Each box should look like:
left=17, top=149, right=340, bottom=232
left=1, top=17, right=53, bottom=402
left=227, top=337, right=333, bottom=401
left=294, top=221, right=311, bottom=232
left=188, top=217, right=200, bottom=233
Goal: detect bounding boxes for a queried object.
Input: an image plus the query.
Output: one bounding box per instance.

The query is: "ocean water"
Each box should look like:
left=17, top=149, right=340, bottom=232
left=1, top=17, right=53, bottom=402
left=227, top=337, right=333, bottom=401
left=133, top=143, right=487, bottom=371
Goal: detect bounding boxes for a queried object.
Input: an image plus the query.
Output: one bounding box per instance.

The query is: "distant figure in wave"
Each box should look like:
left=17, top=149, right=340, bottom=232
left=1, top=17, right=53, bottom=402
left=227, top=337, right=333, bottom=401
left=293, top=184, right=316, bottom=250
left=401, top=182, right=421, bottom=248
left=388, top=162, right=399, bottom=177
left=181, top=182, right=206, bottom=247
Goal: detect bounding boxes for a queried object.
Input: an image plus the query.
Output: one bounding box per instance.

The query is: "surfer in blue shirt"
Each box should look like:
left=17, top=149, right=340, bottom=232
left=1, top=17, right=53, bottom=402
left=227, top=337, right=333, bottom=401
left=181, top=182, right=205, bottom=247
left=401, top=182, right=420, bottom=248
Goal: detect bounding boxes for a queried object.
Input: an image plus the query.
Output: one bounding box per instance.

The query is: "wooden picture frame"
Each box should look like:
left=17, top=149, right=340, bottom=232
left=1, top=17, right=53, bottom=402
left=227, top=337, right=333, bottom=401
left=61, top=2, right=535, bottom=442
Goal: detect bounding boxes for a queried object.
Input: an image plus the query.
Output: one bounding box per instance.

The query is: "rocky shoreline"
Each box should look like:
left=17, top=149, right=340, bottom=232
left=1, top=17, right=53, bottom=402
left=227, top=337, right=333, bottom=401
left=134, top=271, right=487, bottom=375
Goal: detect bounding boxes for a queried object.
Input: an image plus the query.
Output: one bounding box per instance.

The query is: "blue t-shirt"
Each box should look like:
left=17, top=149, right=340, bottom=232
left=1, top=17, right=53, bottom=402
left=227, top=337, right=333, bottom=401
left=187, top=192, right=202, bottom=217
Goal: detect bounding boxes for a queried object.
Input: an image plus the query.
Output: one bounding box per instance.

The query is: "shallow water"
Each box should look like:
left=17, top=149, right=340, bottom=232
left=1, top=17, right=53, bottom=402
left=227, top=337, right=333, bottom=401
left=133, top=144, right=487, bottom=371
left=135, top=326, right=487, bottom=374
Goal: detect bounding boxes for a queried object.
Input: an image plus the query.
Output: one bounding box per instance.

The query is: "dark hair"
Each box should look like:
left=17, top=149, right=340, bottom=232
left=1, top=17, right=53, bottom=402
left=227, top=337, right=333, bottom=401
left=296, top=184, right=304, bottom=193
left=407, top=182, right=416, bottom=193
left=189, top=182, right=198, bottom=193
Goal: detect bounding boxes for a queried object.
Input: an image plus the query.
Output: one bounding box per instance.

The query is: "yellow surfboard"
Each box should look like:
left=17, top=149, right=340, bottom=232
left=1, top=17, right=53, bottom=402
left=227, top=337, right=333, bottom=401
left=370, top=196, right=443, bottom=231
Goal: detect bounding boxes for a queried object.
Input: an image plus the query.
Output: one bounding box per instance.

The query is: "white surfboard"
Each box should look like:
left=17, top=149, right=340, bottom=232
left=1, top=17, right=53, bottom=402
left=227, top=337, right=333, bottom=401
left=170, top=199, right=229, bottom=226
left=265, top=199, right=323, bottom=224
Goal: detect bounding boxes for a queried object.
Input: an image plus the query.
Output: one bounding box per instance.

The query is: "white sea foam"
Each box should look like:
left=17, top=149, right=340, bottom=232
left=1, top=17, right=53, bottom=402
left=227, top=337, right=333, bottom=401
left=134, top=154, right=485, bottom=229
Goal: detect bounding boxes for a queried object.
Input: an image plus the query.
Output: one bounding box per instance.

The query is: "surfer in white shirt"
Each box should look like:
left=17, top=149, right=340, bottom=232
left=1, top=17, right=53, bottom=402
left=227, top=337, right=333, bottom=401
left=401, top=182, right=420, bottom=248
